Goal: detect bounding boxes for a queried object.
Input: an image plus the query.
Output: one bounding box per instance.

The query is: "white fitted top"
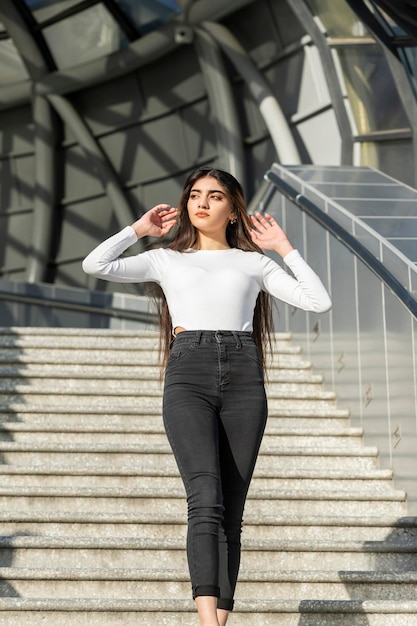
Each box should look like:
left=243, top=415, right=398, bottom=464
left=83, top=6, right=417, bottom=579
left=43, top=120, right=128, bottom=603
left=82, top=226, right=331, bottom=331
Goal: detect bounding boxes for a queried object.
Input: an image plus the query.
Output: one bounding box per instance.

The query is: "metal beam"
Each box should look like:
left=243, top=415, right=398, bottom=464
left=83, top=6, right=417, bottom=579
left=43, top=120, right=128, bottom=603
left=47, top=93, right=136, bottom=231
left=285, top=0, right=353, bottom=165
left=194, top=27, right=245, bottom=183
left=0, top=0, right=58, bottom=282
left=0, top=81, right=31, bottom=110
left=0, top=0, right=254, bottom=107
left=201, top=21, right=301, bottom=165
left=27, top=94, right=59, bottom=283
left=35, top=22, right=179, bottom=97
left=0, top=0, right=55, bottom=77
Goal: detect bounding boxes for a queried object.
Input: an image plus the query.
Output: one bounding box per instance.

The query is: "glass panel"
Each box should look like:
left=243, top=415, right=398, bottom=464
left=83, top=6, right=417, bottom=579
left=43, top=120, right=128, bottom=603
left=43, top=5, right=122, bottom=69
left=0, top=39, right=30, bottom=84
left=305, top=0, right=368, bottom=37
left=386, top=239, right=417, bottom=262
left=371, top=4, right=417, bottom=83
left=313, top=182, right=417, bottom=200
left=359, top=139, right=414, bottom=188
left=23, top=0, right=82, bottom=23
left=402, top=48, right=417, bottom=83
left=114, top=0, right=181, bottom=35
left=288, top=166, right=384, bottom=184
left=337, top=46, right=409, bottom=133
left=341, top=199, right=417, bottom=217
left=362, top=218, right=417, bottom=238
left=372, top=5, right=407, bottom=37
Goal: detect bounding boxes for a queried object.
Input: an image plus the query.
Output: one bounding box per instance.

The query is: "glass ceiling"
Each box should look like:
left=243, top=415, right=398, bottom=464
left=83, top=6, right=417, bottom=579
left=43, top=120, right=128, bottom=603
left=0, top=0, right=182, bottom=77
left=1, top=0, right=416, bottom=91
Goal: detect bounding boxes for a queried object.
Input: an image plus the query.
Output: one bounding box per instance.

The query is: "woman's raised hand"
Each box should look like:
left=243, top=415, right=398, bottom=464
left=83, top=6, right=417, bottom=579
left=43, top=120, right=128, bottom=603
left=131, top=204, right=179, bottom=239
left=250, top=212, right=294, bottom=258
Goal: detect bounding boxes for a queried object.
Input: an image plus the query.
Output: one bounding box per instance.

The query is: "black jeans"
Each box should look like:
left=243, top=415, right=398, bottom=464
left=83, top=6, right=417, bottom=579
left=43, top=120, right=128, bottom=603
left=162, top=330, right=268, bottom=611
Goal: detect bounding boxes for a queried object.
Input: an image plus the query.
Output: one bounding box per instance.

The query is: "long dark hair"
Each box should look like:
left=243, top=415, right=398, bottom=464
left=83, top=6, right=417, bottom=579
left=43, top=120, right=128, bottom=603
left=156, top=167, right=273, bottom=373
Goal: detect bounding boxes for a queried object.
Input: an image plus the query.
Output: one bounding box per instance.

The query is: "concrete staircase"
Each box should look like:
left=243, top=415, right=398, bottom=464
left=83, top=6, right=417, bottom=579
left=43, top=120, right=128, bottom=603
left=0, top=327, right=416, bottom=625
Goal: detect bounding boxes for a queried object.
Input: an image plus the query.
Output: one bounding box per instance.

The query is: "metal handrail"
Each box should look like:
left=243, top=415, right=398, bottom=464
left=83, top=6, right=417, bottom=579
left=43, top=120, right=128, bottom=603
left=0, top=290, right=158, bottom=325
left=264, top=168, right=417, bottom=319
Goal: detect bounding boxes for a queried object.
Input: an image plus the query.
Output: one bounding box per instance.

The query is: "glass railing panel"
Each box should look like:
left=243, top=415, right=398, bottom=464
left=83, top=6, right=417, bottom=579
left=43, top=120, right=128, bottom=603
left=383, top=231, right=417, bottom=280
left=285, top=164, right=393, bottom=184
left=361, top=217, right=417, bottom=239
left=325, top=203, right=355, bottom=234
left=340, top=198, right=417, bottom=217
left=263, top=162, right=417, bottom=512
left=312, top=182, right=417, bottom=199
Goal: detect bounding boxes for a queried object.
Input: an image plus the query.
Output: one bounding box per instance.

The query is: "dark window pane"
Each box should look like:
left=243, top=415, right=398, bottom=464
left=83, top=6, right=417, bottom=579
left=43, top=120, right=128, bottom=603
left=23, top=0, right=83, bottom=23
left=43, top=5, right=122, bottom=68
left=114, top=0, right=181, bottom=35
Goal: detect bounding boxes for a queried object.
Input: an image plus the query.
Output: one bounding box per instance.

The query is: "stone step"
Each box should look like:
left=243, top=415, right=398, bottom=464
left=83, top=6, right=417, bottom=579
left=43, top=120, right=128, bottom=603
left=0, top=413, right=350, bottom=431
left=0, top=418, right=355, bottom=437
left=0, top=342, right=297, bottom=359
left=1, top=567, right=417, bottom=600
left=0, top=336, right=159, bottom=349
left=0, top=465, right=391, bottom=490
left=0, top=510, right=417, bottom=543
left=0, top=511, right=410, bottom=542
left=0, top=386, right=333, bottom=407
left=0, top=350, right=311, bottom=369
left=0, top=328, right=163, bottom=337
left=0, top=378, right=325, bottom=395
left=0, top=403, right=350, bottom=420
left=0, top=474, right=393, bottom=493
left=0, top=486, right=406, bottom=516
left=0, top=386, right=336, bottom=406
left=0, top=598, right=416, bottom=626
left=1, top=512, right=414, bottom=542
left=0, top=443, right=379, bottom=470
left=0, top=333, right=297, bottom=353
left=0, top=326, right=286, bottom=346
left=0, top=365, right=323, bottom=384
left=0, top=423, right=363, bottom=447
left=0, top=336, right=299, bottom=352
left=0, top=536, right=415, bottom=570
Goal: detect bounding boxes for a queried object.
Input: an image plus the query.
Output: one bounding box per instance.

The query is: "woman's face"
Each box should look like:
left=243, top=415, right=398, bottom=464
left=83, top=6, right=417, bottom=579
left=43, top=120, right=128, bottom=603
left=187, top=176, right=235, bottom=236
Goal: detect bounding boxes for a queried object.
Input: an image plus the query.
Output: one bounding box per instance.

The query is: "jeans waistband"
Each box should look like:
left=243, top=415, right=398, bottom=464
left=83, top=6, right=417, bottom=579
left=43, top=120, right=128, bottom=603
left=172, top=330, right=253, bottom=347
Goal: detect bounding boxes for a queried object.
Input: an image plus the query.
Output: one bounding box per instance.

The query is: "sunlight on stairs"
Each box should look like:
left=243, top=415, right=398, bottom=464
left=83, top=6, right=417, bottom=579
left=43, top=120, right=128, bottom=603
left=0, top=327, right=416, bottom=625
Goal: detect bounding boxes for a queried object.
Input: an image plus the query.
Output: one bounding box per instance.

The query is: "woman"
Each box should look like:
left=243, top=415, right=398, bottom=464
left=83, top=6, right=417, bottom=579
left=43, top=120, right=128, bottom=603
left=82, top=167, right=331, bottom=626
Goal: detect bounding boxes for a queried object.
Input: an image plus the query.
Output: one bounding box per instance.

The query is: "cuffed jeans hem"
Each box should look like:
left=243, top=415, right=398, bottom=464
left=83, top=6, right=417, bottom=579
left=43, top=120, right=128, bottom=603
left=193, top=585, right=220, bottom=599
left=218, top=597, right=234, bottom=612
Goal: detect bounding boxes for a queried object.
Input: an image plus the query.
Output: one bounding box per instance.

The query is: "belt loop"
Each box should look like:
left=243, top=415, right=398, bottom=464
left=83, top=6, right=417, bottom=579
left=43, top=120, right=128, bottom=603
left=195, top=330, right=202, bottom=345
left=232, top=331, right=242, bottom=348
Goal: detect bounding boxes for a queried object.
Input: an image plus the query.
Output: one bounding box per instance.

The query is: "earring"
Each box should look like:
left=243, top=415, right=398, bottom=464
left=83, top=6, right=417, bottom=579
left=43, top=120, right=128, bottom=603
left=229, top=218, right=237, bottom=225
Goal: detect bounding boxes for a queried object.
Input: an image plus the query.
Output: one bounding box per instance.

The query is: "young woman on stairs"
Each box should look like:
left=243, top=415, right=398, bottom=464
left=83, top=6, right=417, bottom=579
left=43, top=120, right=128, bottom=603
left=82, top=167, right=332, bottom=626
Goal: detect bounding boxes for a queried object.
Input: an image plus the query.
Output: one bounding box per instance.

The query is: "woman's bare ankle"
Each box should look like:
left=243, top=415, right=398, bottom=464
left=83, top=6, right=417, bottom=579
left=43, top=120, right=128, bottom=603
left=195, top=596, right=220, bottom=625
left=217, top=608, right=229, bottom=626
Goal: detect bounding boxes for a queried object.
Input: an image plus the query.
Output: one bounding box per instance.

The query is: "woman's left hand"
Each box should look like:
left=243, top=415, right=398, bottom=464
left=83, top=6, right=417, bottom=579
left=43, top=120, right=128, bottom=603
left=250, top=212, right=294, bottom=258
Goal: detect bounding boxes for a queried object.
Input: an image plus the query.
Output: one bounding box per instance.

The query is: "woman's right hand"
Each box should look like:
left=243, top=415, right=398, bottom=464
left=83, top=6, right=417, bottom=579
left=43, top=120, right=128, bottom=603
left=131, top=204, right=179, bottom=239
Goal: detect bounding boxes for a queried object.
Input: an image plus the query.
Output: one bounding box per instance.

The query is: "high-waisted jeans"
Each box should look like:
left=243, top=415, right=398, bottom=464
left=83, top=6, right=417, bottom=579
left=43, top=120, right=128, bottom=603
left=162, top=330, right=268, bottom=611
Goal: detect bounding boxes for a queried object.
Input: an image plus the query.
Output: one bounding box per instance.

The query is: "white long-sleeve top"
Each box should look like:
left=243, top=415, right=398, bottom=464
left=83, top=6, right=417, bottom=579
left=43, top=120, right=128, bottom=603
left=82, top=226, right=331, bottom=331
